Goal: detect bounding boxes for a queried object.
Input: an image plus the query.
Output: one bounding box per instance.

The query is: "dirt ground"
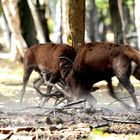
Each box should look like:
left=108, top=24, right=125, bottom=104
left=1, top=57, right=140, bottom=139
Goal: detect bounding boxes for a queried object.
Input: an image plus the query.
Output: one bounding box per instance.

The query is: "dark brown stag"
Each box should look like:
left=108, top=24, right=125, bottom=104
left=20, top=43, right=76, bottom=105
left=63, top=42, right=140, bottom=110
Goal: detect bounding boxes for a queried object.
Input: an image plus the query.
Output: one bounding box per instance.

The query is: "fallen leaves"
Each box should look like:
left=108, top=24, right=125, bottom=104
left=0, top=109, right=140, bottom=139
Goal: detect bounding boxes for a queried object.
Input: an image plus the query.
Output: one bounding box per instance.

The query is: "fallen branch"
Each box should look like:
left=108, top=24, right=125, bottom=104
left=46, top=99, right=87, bottom=115
left=62, top=99, right=87, bottom=109
left=101, top=115, right=140, bottom=124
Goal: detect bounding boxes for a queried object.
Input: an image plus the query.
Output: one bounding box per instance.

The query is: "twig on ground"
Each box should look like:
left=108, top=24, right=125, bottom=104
left=101, top=115, right=140, bottom=124
left=62, top=99, right=87, bottom=109
left=107, top=93, right=140, bottom=106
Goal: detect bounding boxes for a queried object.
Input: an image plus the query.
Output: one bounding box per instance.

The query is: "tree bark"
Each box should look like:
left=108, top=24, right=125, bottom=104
left=68, top=0, right=85, bottom=51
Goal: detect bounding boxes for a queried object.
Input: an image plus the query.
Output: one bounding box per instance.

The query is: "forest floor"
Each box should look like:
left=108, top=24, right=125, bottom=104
left=1, top=55, right=140, bottom=140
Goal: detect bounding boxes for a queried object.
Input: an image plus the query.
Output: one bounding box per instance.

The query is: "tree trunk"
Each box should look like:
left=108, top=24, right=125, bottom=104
left=36, top=0, right=51, bottom=42
left=18, top=0, right=38, bottom=47
left=27, top=0, right=46, bottom=43
left=60, top=0, right=69, bottom=43
left=109, top=0, right=124, bottom=44
left=1, top=0, right=27, bottom=60
left=122, top=1, right=138, bottom=49
left=123, top=2, right=131, bottom=35
left=68, top=0, right=85, bottom=51
left=85, top=0, right=99, bottom=42
left=135, top=0, right=140, bottom=50
left=0, top=12, right=11, bottom=50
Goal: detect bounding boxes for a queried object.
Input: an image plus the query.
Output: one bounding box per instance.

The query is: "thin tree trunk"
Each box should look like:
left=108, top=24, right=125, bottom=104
left=1, top=12, right=11, bottom=50
left=123, top=3, right=131, bottom=35
left=1, top=0, right=27, bottom=60
left=135, top=0, right=140, bottom=50
left=60, top=0, right=69, bottom=43
left=109, top=0, right=124, bottom=44
left=36, top=0, right=51, bottom=42
left=27, top=0, right=46, bottom=43
left=85, top=0, right=99, bottom=42
left=118, top=0, right=126, bottom=43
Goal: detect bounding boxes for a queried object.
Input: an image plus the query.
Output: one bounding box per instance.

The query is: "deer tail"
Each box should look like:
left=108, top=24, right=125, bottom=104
left=123, top=45, right=140, bottom=64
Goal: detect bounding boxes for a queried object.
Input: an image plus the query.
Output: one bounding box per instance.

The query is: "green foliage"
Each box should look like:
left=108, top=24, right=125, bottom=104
left=91, top=126, right=109, bottom=135
left=95, top=0, right=109, bottom=9
left=95, top=0, right=111, bottom=26
left=91, top=128, right=105, bottom=135
left=89, top=126, right=140, bottom=140
left=47, top=18, right=54, bottom=33
left=123, top=0, right=134, bottom=6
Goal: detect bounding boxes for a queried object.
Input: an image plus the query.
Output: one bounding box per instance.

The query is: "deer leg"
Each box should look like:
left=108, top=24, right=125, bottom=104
left=107, top=78, right=132, bottom=110
left=20, top=67, right=33, bottom=104
left=133, top=65, right=140, bottom=81
left=76, top=86, right=97, bottom=109
left=117, top=76, right=140, bottom=110
left=114, top=59, right=140, bottom=110
left=112, top=57, right=139, bottom=110
left=85, top=93, right=97, bottom=109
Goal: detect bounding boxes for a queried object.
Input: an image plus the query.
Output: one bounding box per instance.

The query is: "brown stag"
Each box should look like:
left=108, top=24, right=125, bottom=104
left=61, top=42, right=140, bottom=110
left=20, top=43, right=76, bottom=105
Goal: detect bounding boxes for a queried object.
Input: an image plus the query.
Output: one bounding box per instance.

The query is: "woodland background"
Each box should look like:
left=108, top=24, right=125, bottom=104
left=0, top=0, right=140, bottom=60
left=0, top=0, right=140, bottom=139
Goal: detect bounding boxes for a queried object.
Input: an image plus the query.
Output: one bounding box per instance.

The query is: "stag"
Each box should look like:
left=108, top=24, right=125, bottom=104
left=20, top=43, right=76, bottom=105
left=61, top=42, right=140, bottom=110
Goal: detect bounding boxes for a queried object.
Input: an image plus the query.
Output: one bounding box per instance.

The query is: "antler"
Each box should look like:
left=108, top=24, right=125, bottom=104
left=59, top=56, right=74, bottom=64
left=34, top=79, right=71, bottom=99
